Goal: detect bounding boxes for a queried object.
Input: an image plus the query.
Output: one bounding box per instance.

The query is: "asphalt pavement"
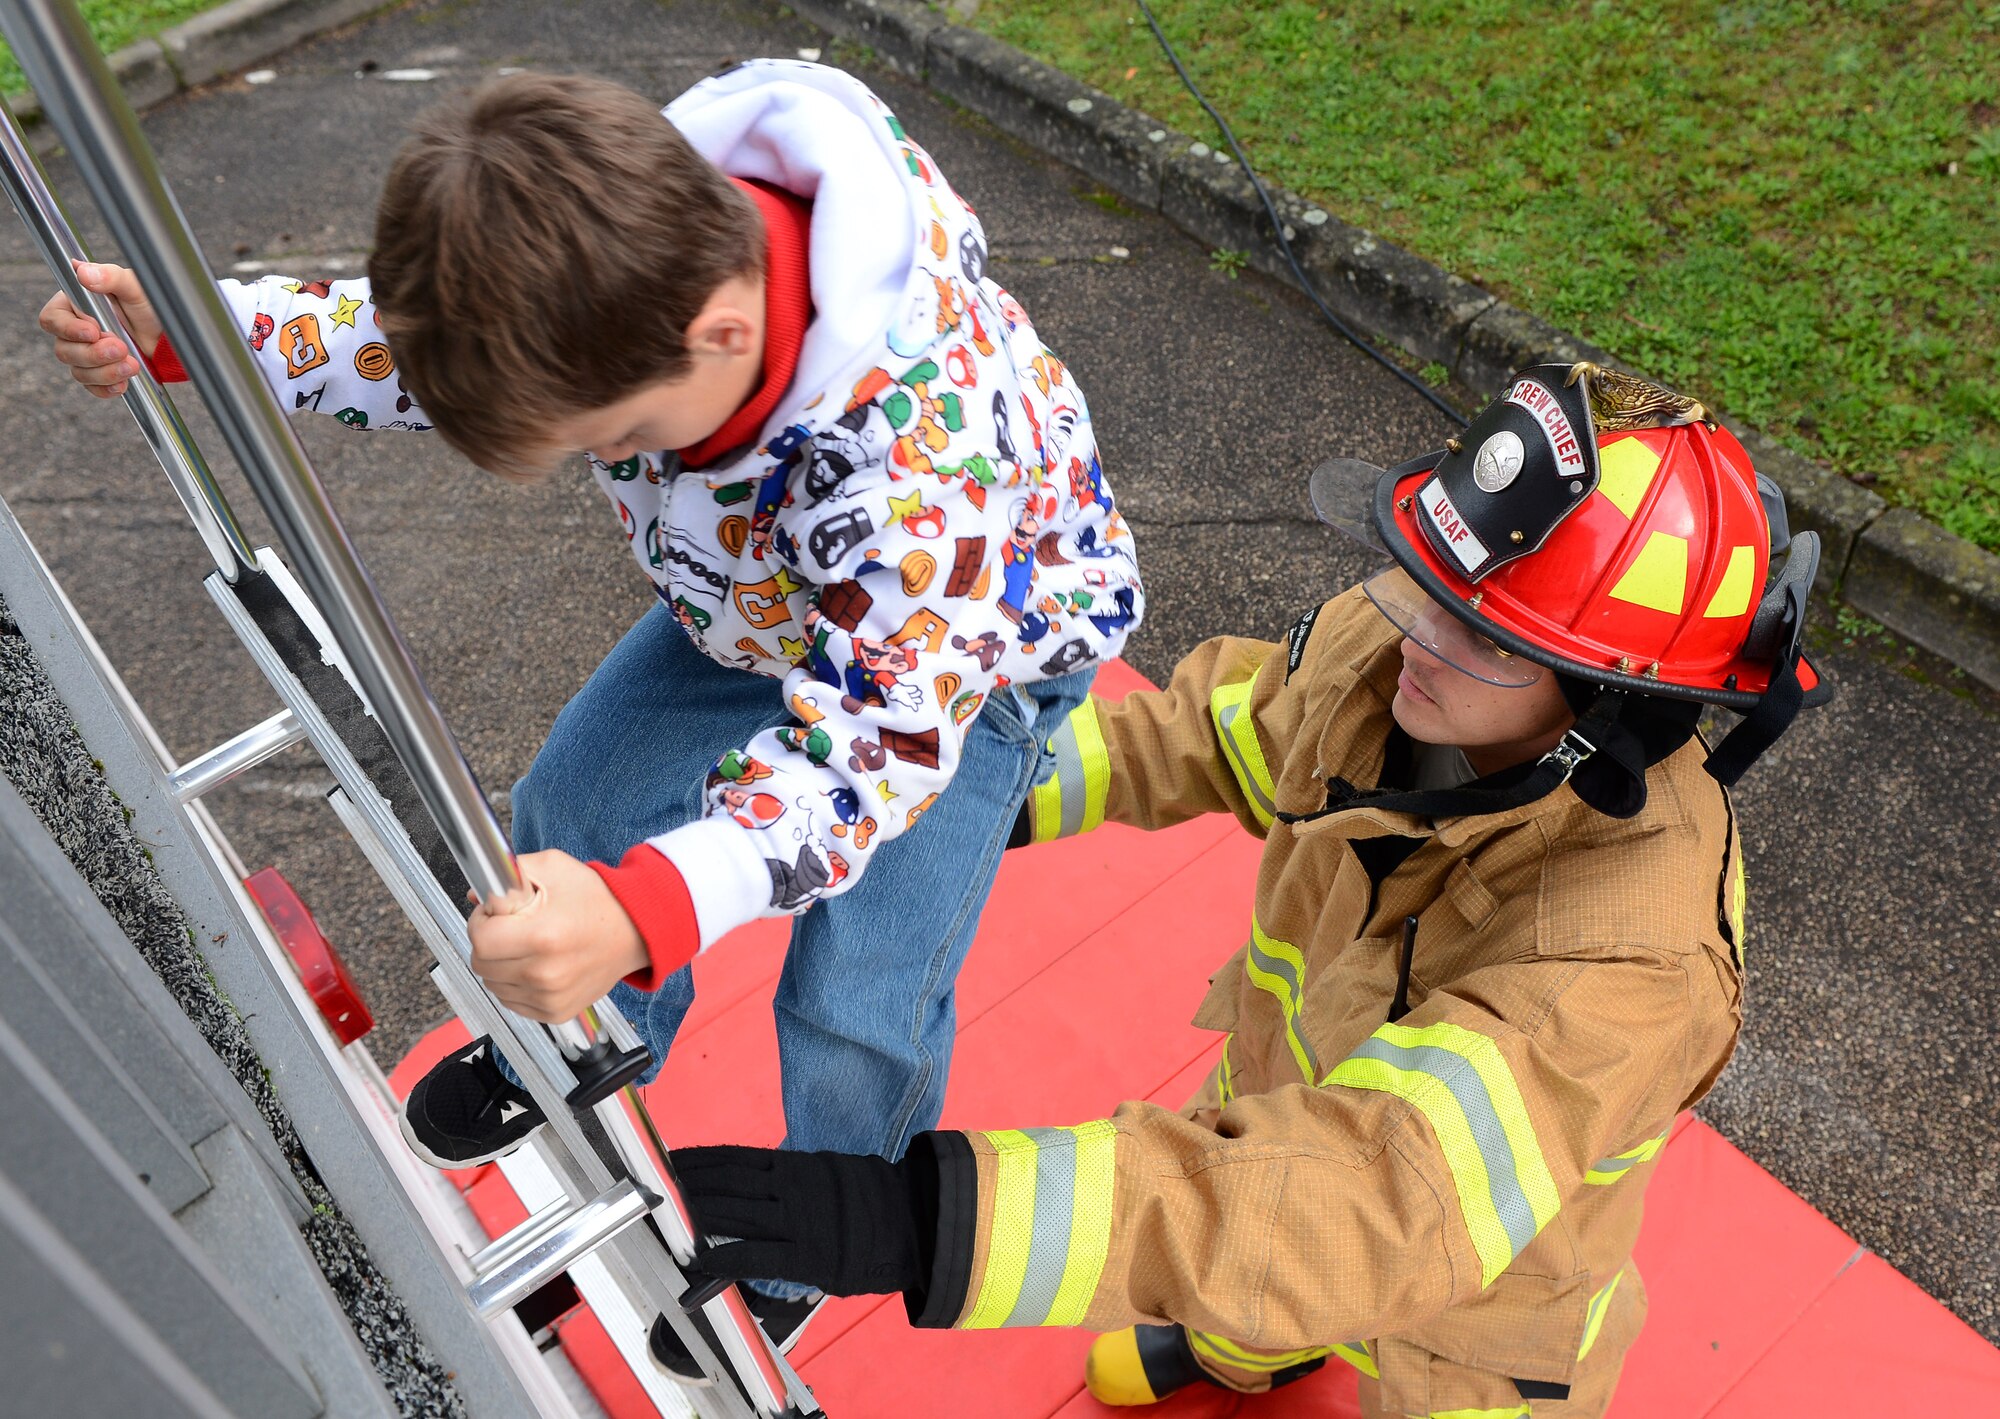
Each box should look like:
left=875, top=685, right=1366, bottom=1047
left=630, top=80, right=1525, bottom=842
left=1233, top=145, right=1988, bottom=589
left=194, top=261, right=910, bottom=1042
left=0, top=0, right=1993, bottom=1342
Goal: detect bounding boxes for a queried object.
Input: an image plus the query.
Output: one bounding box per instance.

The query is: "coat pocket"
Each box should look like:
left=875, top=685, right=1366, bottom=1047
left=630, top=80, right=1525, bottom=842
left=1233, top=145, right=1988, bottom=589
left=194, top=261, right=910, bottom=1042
left=1446, top=858, right=1499, bottom=930
left=1399, top=1269, right=1591, bottom=1395
left=1190, top=942, right=1249, bottom=1033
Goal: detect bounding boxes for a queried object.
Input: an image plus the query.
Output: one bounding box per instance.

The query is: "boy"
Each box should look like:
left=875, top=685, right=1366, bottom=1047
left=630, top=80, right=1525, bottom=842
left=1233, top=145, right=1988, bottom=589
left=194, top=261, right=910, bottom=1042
left=42, top=61, right=1143, bottom=1370
left=663, top=366, right=1829, bottom=1416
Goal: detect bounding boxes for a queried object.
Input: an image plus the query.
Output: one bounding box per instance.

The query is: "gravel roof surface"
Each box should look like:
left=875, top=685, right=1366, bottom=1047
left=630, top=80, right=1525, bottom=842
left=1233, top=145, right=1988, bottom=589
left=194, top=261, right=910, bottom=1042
left=0, top=600, right=467, bottom=1416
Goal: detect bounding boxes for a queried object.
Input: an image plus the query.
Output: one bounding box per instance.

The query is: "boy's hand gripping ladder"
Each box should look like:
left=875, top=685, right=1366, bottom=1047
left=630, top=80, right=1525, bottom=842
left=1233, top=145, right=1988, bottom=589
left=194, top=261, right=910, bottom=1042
left=0, top=3, right=821, bottom=1412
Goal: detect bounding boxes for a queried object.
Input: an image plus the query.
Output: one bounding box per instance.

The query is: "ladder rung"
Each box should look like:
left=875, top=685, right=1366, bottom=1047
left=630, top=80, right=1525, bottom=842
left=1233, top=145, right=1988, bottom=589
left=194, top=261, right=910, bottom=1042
left=169, top=709, right=305, bottom=801
left=466, top=1194, right=573, bottom=1275
left=468, top=1176, right=657, bottom=1318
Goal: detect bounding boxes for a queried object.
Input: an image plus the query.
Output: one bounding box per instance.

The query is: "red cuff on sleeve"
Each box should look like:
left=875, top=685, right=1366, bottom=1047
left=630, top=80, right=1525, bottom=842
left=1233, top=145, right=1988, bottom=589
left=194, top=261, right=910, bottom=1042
left=143, top=333, right=188, bottom=383
left=589, top=845, right=699, bottom=992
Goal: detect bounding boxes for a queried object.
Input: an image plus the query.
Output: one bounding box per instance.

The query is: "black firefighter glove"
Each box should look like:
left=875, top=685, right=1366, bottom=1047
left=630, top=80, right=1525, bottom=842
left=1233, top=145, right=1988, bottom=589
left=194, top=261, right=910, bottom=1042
left=675, top=1136, right=950, bottom=1307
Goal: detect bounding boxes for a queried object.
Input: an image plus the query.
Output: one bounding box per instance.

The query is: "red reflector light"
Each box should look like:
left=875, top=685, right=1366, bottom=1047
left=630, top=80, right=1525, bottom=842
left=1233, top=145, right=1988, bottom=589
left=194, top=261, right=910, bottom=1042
left=244, top=867, right=374, bottom=1045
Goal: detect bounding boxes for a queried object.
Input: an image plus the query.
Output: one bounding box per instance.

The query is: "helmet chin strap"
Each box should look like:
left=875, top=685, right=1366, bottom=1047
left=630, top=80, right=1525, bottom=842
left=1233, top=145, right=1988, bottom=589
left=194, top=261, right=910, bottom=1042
left=1703, top=646, right=1806, bottom=787
left=1276, top=691, right=1629, bottom=827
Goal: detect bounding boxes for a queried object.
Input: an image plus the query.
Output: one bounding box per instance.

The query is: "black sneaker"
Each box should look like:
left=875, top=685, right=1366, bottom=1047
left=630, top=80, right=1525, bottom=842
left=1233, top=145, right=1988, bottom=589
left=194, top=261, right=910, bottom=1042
left=647, top=1289, right=826, bottom=1384
left=399, top=1036, right=547, bottom=1168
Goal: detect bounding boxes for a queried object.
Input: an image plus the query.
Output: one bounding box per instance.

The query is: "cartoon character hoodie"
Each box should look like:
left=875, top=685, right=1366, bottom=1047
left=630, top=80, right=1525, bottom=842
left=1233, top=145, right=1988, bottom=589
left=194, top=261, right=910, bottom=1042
left=186, top=61, right=1144, bottom=954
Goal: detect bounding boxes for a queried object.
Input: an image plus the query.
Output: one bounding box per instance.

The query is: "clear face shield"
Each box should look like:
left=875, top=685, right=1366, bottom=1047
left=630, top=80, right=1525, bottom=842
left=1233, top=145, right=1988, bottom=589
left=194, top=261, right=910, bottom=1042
left=1308, top=457, right=1545, bottom=690
left=1362, top=565, right=1545, bottom=689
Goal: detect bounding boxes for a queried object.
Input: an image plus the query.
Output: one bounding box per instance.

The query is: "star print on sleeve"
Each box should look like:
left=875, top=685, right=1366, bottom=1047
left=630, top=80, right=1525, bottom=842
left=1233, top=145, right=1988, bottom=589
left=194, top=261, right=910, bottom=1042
left=214, top=274, right=433, bottom=432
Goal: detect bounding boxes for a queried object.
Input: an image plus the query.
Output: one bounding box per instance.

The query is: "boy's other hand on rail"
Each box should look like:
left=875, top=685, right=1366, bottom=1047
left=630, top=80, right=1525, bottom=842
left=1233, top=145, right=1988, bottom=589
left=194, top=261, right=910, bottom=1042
left=39, top=260, right=164, bottom=399
left=468, top=849, right=650, bottom=1021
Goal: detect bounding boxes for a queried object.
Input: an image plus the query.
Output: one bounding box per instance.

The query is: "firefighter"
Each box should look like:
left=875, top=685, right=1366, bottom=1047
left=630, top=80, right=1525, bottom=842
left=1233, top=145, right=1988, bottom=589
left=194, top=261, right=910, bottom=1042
left=670, top=364, right=1829, bottom=1416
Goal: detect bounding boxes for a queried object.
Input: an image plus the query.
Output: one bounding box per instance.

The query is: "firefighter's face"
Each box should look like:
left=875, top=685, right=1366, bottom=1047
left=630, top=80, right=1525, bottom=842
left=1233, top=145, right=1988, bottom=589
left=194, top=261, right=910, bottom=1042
left=1392, top=634, right=1574, bottom=775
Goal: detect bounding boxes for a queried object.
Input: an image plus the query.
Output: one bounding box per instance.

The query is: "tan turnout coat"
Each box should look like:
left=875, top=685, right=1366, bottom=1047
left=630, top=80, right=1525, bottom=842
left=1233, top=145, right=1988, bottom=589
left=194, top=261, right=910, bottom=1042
left=924, top=588, right=1749, bottom=1411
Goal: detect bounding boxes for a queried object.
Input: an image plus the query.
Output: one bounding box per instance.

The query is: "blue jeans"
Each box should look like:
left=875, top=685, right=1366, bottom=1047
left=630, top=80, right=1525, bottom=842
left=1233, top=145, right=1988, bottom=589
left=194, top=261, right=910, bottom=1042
left=508, top=603, right=1092, bottom=1295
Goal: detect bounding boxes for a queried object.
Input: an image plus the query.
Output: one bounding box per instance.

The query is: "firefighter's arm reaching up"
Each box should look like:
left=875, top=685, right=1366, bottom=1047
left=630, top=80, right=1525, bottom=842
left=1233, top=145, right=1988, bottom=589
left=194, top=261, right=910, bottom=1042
left=1020, top=590, right=1373, bottom=843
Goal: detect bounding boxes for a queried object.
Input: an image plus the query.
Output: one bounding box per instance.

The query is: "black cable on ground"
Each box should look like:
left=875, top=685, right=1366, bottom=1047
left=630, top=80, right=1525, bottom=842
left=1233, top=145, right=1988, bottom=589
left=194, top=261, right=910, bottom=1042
left=1134, top=0, right=1470, bottom=429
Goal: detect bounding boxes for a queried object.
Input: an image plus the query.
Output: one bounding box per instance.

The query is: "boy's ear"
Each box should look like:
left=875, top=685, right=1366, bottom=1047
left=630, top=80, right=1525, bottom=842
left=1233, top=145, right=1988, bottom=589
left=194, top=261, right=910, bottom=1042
left=685, top=295, right=759, bottom=359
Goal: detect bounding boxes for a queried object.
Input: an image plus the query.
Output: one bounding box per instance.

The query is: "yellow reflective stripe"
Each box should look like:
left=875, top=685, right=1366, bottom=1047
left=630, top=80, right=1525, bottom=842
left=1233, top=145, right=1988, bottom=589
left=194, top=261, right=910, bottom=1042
left=1730, top=856, right=1748, bottom=952
left=1584, top=1127, right=1670, bottom=1185
left=1193, top=1332, right=1330, bottom=1368
left=1400, top=1020, right=1560, bottom=1236
left=1578, top=1271, right=1624, bottom=1360
left=1704, top=544, right=1758, bottom=619
left=1326, top=1021, right=1559, bottom=1287
left=1209, top=674, right=1278, bottom=828
left=1071, top=701, right=1111, bottom=834
left=1026, top=774, right=1064, bottom=844
left=963, top=1130, right=1039, bottom=1328
left=1029, top=698, right=1111, bottom=842
left=1217, top=1034, right=1235, bottom=1105
left=1331, top=1339, right=1378, bottom=1379
left=1188, top=1330, right=1332, bottom=1373
left=1596, top=436, right=1661, bottom=520
left=1431, top=1408, right=1530, bottom=1419
left=1044, top=1121, right=1117, bottom=1326
left=1246, top=918, right=1320, bottom=1082
left=963, top=1122, right=1118, bottom=1329
left=1608, top=529, right=1691, bottom=614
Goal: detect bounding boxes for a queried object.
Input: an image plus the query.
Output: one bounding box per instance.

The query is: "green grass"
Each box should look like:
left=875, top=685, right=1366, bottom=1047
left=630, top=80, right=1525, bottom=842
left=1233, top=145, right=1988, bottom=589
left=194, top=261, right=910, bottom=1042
left=971, top=0, right=2000, bottom=552
left=0, top=1, right=222, bottom=98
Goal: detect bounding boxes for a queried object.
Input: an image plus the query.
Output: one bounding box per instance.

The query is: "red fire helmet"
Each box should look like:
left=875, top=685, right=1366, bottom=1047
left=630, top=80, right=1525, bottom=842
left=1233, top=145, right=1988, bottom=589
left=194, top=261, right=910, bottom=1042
left=1314, top=362, right=1825, bottom=713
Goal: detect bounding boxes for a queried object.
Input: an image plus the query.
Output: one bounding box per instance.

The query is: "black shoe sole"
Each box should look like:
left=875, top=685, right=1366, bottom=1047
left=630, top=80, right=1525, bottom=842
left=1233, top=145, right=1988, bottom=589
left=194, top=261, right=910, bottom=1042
left=647, top=1292, right=827, bottom=1385
left=396, top=1105, right=538, bottom=1170
left=648, top=1308, right=722, bottom=1386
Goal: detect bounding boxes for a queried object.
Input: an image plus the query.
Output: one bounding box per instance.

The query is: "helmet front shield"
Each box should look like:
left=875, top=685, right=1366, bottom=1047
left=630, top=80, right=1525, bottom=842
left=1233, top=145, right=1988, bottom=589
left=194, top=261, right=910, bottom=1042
left=1361, top=565, right=1545, bottom=688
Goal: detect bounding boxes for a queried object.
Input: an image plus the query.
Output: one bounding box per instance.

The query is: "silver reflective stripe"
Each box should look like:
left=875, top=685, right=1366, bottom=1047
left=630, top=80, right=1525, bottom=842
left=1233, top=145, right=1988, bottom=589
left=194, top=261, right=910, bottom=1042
left=1215, top=700, right=1277, bottom=819
left=1590, top=1152, right=1645, bottom=1179
left=1347, top=1037, right=1538, bottom=1256
left=1048, top=721, right=1090, bottom=840
left=1003, top=1127, right=1080, bottom=1327
left=1587, top=1283, right=1615, bottom=1328
left=1245, top=935, right=1320, bottom=1078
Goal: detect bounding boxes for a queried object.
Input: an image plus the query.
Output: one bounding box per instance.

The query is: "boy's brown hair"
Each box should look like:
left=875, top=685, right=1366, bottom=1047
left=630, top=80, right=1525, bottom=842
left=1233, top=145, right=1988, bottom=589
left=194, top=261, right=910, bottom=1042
left=368, top=72, right=764, bottom=479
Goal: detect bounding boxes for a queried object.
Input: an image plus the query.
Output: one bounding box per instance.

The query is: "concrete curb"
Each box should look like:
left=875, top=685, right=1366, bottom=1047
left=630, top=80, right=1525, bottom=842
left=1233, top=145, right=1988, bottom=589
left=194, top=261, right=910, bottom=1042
left=5, top=0, right=394, bottom=141
left=1846, top=509, right=2000, bottom=691
left=789, top=0, right=2000, bottom=692
left=159, top=0, right=392, bottom=90
left=7, top=0, right=1994, bottom=692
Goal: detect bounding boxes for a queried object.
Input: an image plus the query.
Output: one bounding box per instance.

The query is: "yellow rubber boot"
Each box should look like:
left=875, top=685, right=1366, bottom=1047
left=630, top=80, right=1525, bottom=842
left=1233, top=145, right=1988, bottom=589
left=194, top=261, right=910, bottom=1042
left=1085, top=1324, right=1209, bottom=1406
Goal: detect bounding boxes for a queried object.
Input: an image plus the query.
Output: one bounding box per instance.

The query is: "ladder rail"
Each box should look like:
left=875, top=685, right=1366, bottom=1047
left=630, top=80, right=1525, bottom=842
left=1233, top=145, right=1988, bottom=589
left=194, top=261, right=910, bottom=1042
left=333, top=778, right=818, bottom=1417
left=0, top=0, right=651, bottom=1153
left=229, top=518, right=814, bottom=1417
left=0, top=0, right=515, bottom=897
left=0, top=0, right=614, bottom=1051
left=0, top=92, right=255, bottom=583
left=428, top=963, right=807, bottom=1419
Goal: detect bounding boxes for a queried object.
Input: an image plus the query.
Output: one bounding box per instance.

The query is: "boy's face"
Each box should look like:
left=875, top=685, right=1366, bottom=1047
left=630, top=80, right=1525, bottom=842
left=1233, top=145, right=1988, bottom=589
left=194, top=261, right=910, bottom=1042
left=1391, top=626, right=1575, bottom=776
left=555, top=370, right=746, bottom=466
left=540, top=272, right=766, bottom=469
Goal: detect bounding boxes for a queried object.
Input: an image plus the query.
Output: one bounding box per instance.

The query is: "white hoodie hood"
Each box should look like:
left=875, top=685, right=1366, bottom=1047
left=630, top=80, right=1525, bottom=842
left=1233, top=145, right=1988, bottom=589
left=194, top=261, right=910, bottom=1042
left=667, top=60, right=924, bottom=456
